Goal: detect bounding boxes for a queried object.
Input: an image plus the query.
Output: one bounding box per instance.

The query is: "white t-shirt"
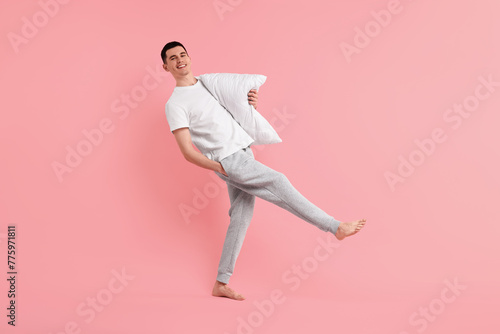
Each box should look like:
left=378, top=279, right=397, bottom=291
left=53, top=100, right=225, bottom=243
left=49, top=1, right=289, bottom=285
left=165, top=78, right=254, bottom=162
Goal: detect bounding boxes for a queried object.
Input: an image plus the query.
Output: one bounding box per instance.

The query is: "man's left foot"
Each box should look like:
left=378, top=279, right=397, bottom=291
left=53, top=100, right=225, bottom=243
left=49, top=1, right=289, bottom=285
left=335, top=219, right=367, bottom=240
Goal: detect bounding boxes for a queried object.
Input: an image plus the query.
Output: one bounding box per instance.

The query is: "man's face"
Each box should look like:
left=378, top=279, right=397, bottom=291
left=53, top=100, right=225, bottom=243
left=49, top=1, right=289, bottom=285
left=163, top=46, right=191, bottom=77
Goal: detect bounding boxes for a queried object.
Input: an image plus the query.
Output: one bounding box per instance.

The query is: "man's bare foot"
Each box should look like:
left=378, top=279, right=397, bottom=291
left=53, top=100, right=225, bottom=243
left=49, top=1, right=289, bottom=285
left=335, top=219, right=367, bottom=240
left=212, top=280, right=245, bottom=301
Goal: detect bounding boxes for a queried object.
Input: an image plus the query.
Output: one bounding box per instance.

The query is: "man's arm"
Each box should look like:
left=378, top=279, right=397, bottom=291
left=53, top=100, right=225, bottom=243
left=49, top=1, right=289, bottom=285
left=172, top=127, right=228, bottom=176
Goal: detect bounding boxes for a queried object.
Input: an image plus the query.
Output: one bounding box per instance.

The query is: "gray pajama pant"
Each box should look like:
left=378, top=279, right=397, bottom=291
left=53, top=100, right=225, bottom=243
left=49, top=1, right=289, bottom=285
left=214, top=145, right=341, bottom=284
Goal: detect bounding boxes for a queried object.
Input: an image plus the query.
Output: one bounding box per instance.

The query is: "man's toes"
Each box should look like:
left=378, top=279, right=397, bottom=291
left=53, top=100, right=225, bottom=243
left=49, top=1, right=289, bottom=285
left=231, top=292, right=245, bottom=300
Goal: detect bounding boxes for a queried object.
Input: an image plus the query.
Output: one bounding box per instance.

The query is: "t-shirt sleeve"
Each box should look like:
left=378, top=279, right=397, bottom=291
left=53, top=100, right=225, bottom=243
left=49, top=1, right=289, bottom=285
left=165, top=102, right=189, bottom=133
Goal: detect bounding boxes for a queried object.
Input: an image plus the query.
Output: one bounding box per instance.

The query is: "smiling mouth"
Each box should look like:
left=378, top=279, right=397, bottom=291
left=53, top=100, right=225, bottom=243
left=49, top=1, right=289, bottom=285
left=177, top=64, right=186, bottom=69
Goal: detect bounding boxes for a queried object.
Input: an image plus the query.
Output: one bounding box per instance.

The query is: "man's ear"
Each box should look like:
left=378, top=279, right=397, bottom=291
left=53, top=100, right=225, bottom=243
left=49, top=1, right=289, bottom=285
left=163, top=63, right=169, bottom=72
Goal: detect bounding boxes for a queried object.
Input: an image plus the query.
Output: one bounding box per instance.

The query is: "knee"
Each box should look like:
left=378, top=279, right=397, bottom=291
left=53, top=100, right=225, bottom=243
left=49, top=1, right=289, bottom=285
left=228, top=192, right=255, bottom=216
left=273, top=171, right=288, bottom=183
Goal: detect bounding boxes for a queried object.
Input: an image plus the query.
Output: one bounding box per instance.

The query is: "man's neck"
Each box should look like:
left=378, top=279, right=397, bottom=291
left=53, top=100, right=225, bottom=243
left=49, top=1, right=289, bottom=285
left=175, top=75, right=198, bottom=87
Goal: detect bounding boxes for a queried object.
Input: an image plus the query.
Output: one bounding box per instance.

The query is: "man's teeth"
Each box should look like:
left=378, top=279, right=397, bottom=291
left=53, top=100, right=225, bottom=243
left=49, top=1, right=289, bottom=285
left=178, top=65, right=186, bottom=68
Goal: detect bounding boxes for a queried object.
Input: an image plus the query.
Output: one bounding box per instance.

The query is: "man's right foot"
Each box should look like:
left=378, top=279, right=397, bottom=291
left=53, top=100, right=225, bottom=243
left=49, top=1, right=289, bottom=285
left=212, top=280, right=245, bottom=301
left=335, top=219, right=367, bottom=240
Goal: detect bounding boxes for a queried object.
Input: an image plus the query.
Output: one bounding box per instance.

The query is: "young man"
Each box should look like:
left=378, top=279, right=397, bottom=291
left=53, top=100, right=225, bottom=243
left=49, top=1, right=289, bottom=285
left=161, top=41, right=366, bottom=301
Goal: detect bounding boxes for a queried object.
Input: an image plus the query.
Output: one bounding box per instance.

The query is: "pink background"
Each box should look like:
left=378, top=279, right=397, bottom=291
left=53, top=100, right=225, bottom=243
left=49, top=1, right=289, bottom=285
left=1, top=0, right=499, bottom=333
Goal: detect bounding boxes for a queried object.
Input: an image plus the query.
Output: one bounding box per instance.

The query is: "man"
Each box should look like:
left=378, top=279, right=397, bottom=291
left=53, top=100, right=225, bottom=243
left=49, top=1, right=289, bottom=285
left=161, top=41, right=366, bottom=301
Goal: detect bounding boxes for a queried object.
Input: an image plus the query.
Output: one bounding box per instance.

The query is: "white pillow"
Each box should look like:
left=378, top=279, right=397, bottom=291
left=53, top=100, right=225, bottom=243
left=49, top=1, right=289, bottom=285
left=196, top=73, right=282, bottom=145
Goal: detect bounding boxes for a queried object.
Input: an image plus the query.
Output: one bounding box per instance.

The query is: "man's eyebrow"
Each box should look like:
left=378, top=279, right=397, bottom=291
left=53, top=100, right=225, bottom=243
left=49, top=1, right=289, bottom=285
left=169, top=52, right=186, bottom=59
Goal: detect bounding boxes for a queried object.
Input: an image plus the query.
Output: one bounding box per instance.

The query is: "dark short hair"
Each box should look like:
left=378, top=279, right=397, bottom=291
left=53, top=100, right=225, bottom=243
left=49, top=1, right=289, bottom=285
left=161, top=41, right=188, bottom=64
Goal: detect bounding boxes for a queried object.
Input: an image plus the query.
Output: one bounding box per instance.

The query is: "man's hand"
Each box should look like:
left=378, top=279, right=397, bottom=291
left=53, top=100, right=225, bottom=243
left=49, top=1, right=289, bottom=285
left=248, top=89, right=258, bottom=109
left=173, top=127, right=230, bottom=176
left=219, top=162, right=228, bottom=177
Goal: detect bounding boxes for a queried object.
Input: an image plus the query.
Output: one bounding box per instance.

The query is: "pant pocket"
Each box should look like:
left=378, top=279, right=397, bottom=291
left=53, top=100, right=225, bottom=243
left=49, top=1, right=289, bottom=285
left=220, top=150, right=250, bottom=180
left=219, top=158, right=231, bottom=178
